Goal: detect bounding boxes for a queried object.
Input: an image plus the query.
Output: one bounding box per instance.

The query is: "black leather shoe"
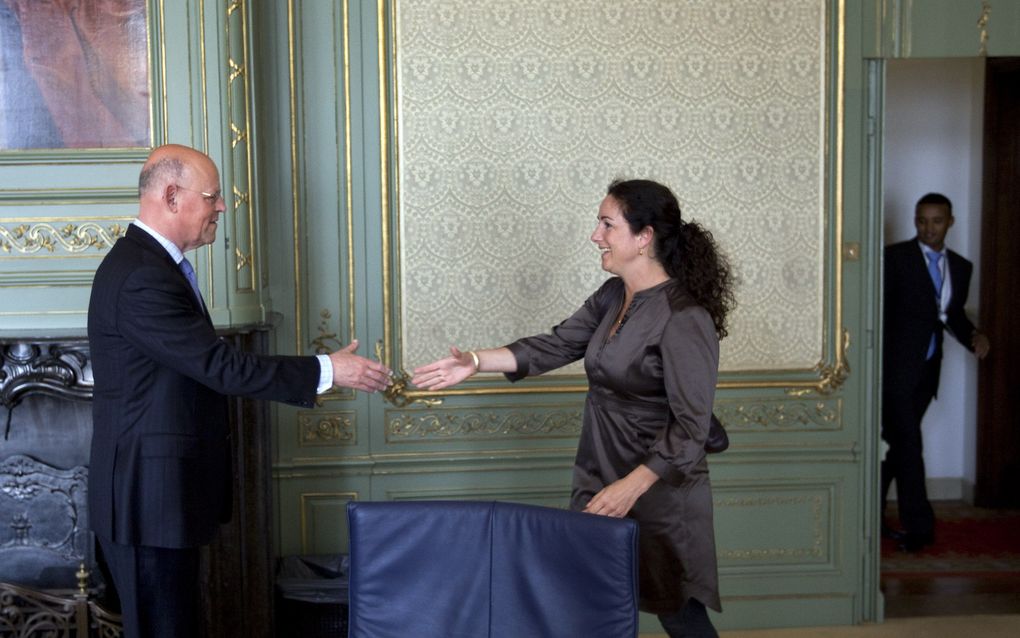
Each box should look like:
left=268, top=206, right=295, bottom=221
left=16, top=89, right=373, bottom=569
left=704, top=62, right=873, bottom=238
left=897, top=531, right=934, bottom=553
left=881, top=525, right=906, bottom=541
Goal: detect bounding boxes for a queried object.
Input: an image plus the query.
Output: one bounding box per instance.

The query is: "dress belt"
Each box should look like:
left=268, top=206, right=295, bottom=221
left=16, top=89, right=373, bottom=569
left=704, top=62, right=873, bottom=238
left=587, top=387, right=668, bottom=416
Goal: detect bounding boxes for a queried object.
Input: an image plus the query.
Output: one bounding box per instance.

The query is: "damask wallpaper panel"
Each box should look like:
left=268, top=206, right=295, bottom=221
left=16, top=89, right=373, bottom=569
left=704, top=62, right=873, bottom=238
left=395, top=0, right=827, bottom=373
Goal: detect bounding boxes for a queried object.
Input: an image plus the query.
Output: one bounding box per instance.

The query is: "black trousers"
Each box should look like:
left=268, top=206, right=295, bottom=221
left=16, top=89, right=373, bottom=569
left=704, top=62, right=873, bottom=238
left=97, top=535, right=201, bottom=638
left=658, top=598, right=718, bottom=638
left=881, top=356, right=941, bottom=535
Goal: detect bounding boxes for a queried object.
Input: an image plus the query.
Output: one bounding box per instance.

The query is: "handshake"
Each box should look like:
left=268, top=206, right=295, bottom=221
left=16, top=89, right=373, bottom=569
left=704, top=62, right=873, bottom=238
left=327, top=343, right=482, bottom=394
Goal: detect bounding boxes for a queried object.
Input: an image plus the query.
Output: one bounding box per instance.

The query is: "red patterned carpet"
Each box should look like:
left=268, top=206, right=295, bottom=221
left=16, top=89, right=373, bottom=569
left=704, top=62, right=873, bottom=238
left=882, top=501, right=1020, bottom=574
left=881, top=501, right=1020, bottom=618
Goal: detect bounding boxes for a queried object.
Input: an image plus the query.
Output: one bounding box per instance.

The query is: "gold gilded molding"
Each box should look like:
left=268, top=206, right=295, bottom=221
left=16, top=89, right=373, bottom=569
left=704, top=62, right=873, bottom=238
left=0, top=223, right=125, bottom=254
left=716, top=493, right=826, bottom=561
left=386, top=408, right=582, bottom=441
left=788, top=328, right=851, bottom=396
left=978, top=0, right=991, bottom=56
left=288, top=0, right=356, bottom=355
left=158, top=0, right=168, bottom=142
left=383, top=0, right=848, bottom=396
left=379, top=0, right=394, bottom=366
left=374, top=339, right=441, bottom=408
left=715, top=397, right=842, bottom=431
left=298, top=411, right=356, bottom=446
left=342, top=0, right=356, bottom=344
left=235, top=247, right=252, bottom=271
left=288, top=0, right=303, bottom=352
left=225, top=0, right=256, bottom=293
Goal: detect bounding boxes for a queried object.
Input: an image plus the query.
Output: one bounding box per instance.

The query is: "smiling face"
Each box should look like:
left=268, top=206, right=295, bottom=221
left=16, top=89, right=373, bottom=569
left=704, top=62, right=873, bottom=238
left=590, top=195, right=645, bottom=276
left=914, top=202, right=954, bottom=252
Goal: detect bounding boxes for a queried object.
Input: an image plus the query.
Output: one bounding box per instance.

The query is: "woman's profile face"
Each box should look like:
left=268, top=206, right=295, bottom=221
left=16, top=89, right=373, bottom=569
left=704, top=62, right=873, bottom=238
left=590, top=195, right=642, bottom=276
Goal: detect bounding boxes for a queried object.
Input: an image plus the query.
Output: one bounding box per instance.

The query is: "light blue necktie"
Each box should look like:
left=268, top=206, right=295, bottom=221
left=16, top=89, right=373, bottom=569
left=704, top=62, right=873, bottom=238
left=179, top=257, right=205, bottom=310
left=925, top=251, right=943, bottom=360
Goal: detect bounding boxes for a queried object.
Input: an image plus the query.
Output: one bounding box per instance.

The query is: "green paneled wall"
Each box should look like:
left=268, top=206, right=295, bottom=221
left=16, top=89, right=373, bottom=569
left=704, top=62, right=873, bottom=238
left=3, top=0, right=1017, bottom=633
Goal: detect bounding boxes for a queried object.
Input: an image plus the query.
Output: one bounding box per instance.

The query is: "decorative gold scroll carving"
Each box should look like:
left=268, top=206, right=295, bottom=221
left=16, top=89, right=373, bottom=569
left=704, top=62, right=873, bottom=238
left=298, top=411, right=356, bottom=446
left=387, top=409, right=582, bottom=441
left=788, top=328, right=851, bottom=396
left=0, top=222, right=125, bottom=254
left=375, top=339, right=441, bottom=408
left=715, top=398, right=841, bottom=431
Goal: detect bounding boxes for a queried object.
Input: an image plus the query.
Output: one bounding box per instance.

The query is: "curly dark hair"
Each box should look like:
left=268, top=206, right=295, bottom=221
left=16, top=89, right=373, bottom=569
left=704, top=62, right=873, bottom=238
left=607, top=179, right=736, bottom=338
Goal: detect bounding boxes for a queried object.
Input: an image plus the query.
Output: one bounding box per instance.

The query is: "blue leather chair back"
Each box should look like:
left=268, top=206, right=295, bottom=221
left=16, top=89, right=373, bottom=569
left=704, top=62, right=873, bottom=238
left=347, top=500, right=638, bottom=638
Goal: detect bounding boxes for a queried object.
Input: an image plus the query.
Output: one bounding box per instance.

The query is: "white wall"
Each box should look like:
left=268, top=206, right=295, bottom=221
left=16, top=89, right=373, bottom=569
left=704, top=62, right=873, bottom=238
left=883, top=58, right=984, bottom=495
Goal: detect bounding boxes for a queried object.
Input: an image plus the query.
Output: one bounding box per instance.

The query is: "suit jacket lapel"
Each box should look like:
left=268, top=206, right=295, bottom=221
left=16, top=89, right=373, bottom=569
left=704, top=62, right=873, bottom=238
left=125, top=225, right=212, bottom=323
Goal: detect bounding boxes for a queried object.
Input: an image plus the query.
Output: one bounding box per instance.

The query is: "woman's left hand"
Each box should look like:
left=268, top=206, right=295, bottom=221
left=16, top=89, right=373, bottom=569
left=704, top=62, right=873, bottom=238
left=583, top=465, right=659, bottom=518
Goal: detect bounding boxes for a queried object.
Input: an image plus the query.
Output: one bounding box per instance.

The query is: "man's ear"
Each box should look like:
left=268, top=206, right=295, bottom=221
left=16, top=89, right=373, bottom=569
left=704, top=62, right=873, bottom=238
left=164, top=183, right=178, bottom=212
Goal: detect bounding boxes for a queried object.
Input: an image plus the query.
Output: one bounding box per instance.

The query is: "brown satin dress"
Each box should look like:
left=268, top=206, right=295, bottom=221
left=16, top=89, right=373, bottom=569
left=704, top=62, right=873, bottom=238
left=505, top=276, right=721, bottom=614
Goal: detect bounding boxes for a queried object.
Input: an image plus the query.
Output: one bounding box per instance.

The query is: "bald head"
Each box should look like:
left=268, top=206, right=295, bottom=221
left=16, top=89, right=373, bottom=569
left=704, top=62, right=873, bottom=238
left=139, top=144, right=215, bottom=198
left=137, top=144, right=225, bottom=252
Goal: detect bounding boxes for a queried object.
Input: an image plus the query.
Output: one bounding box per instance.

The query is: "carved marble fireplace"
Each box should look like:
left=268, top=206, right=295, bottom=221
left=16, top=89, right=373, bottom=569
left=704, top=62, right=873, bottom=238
left=0, top=330, right=277, bottom=637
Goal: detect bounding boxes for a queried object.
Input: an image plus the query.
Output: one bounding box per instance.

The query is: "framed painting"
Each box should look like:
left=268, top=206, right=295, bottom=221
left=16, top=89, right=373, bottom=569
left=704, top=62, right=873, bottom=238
left=0, top=0, right=150, bottom=150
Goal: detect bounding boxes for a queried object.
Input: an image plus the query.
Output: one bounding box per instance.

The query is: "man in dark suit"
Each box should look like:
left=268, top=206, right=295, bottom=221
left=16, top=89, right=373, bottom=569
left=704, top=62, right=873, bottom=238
left=882, top=192, right=990, bottom=552
left=88, top=144, right=392, bottom=637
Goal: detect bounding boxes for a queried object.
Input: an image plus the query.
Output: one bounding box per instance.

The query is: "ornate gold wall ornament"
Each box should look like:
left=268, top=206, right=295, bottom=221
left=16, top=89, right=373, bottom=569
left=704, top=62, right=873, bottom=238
left=715, top=398, right=841, bottom=430
left=228, top=58, right=246, bottom=83
left=788, top=328, right=851, bottom=396
left=232, top=185, right=249, bottom=210
left=225, top=1, right=256, bottom=293
left=978, top=1, right=991, bottom=56
left=0, top=222, right=125, bottom=254
left=235, top=247, right=252, bottom=271
left=374, top=340, right=442, bottom=408
left=309, top=308, right=340, bottom=355
left=298, top=411, right=356, bottom=446
left=387, top=409, right=582, bottom=440
left=229, top=122, right=247, bottom=149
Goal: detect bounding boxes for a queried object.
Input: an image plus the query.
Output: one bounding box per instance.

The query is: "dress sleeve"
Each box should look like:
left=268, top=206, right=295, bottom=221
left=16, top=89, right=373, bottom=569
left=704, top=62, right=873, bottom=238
left=503, top=279, right=617, bottom=381
left=643, top=305, right=719, bottom=480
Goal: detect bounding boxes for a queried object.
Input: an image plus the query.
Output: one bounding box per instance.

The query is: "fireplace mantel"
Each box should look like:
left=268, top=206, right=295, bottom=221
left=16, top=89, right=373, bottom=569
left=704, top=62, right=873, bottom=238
left=0, top=328, right=277, bottom=636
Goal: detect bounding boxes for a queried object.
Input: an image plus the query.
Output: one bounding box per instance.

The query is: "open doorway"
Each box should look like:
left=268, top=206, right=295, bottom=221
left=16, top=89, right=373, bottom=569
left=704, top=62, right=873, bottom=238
left=883, top=57, right=985, bottom=506
left=880, top=57, right=1020, bottom=618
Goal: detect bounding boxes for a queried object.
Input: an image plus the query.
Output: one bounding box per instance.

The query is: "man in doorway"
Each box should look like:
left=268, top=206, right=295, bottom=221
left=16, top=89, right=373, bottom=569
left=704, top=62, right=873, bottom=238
left=882, top=192, right=990, bottom=552
left=88, top=143, right=392, bottom=637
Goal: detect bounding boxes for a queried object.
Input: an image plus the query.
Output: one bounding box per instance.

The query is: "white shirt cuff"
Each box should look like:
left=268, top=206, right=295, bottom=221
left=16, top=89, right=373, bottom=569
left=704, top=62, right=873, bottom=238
left=316, top=354, right=333, bottom=394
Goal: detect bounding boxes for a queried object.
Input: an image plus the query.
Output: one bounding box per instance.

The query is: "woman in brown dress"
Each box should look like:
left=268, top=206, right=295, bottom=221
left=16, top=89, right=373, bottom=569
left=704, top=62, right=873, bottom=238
left=412, top=178, right=734, bottom=638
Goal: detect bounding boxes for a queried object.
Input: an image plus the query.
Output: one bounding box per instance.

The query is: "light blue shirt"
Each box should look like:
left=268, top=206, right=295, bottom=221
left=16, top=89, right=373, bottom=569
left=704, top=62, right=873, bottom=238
left=131, top=220, right=333, bottom=393
left=917, top=240, right=952, bottom=325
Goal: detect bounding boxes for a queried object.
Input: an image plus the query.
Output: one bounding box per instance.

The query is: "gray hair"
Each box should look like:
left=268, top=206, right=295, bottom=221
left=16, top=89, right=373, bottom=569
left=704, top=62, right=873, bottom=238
left=138, top=157, right=185, bottom=198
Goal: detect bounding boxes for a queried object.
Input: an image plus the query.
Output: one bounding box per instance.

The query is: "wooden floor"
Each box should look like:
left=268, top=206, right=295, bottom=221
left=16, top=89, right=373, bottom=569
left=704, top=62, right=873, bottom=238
left=881, top=500, right=1020, bottom=618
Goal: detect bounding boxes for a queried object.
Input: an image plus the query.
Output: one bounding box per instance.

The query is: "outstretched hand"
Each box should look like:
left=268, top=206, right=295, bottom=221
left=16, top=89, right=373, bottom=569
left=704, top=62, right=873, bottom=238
left=328, top=340, right=392, bottom=393
left=411, top=346, right=477, bottom=390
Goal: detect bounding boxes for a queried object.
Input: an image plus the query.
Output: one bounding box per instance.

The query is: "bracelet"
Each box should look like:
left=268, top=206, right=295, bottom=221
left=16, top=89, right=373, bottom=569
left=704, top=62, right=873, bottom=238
left=466, top=350, right=480, bottom=372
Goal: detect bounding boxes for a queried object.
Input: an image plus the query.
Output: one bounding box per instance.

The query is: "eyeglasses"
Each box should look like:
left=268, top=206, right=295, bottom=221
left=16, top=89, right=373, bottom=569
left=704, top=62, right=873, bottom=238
left=175, top=184, right=223, bottom=204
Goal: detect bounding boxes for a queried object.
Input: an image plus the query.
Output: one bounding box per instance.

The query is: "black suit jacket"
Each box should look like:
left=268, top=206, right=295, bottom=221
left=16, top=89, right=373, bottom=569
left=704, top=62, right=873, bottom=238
left=88, top=225, right=319, bottom=548
left=883, top=239, right=976, bottom=393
